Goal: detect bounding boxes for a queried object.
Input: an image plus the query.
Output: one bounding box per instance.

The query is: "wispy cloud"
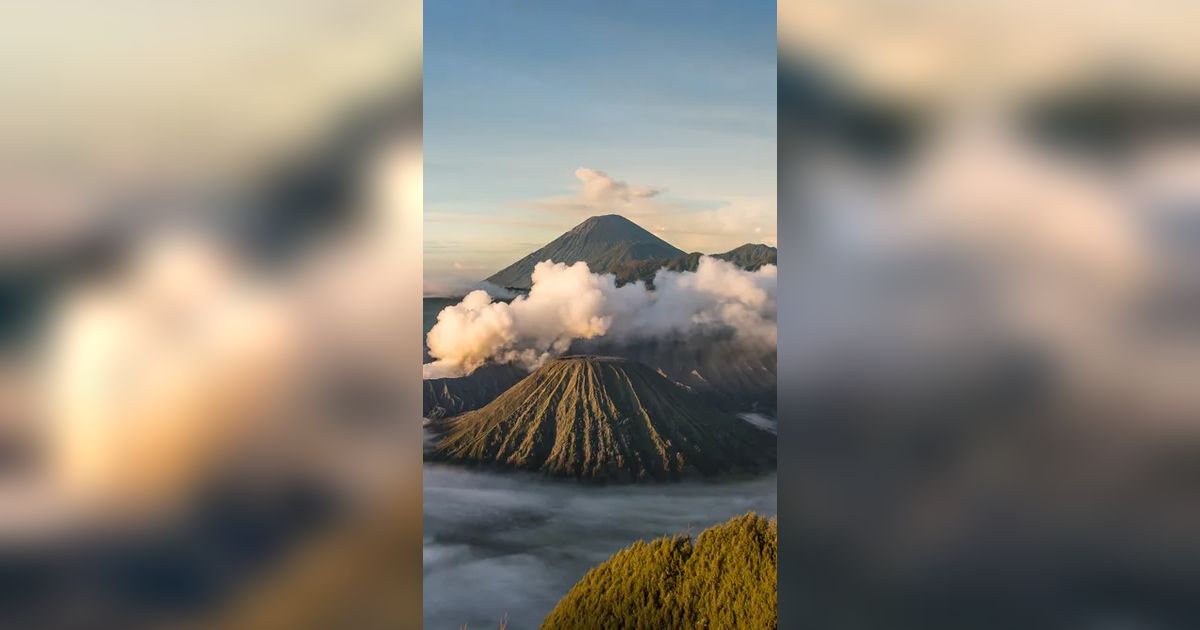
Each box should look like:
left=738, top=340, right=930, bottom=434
left=527, top=168, right=664, bottom=216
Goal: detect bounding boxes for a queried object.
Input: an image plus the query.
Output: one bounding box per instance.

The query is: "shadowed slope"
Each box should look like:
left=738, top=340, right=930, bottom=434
left=573, top=334, right=776, bottom=414
left=541, top=513, right=777, bottom=629
left=426, top=356, right=775, bottom=482
left=422, top=363, right=527, bottom=419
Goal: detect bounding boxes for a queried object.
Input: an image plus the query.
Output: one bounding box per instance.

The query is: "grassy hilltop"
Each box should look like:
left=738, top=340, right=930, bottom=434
left=542, top=513, right=777, bottom=629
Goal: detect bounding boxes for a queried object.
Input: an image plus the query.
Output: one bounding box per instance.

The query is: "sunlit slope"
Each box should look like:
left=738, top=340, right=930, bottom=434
left=427, top=356, right=774, bottom=481
left=541, top=513, right=777, bottom=629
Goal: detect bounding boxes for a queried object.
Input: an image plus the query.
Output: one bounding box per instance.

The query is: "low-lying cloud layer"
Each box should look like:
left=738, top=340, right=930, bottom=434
left=422, top=256, right=776, bottom=379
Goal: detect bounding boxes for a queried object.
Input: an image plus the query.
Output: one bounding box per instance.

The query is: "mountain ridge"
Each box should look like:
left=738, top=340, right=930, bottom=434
left=611, top=242, right=777, bottom=286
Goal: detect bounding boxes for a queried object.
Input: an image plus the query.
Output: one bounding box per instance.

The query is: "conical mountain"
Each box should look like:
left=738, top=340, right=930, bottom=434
left=426, top=356, right=775, bottom=482
left=485, top=215, right=685, bottom=290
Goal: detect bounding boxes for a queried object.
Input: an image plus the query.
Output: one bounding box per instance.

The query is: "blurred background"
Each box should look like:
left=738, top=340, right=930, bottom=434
left=0, top=2, right=423, bottom=628
left=779, top=0, right=1200, bottom=628
left=5, top=1, right=1200, bottom=628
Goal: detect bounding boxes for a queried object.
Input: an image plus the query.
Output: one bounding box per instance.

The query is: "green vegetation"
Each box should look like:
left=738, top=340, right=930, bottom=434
left=427, top=356, right=775, bottom=482
left=541, top=513, right=777, bottom=629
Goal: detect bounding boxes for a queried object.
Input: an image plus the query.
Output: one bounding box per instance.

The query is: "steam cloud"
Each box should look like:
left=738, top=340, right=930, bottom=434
left=422, top=256, right=776, bottom=379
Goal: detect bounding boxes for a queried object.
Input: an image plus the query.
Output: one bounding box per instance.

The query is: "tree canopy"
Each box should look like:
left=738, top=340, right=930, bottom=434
left=541, top=513, right=777, bottom=629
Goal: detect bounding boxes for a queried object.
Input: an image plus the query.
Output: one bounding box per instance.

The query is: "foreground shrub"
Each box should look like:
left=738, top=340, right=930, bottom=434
left=542, top=513, right=777, bottom=629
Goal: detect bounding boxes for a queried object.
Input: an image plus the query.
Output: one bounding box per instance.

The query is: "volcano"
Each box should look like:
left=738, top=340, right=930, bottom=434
left=485, top=214, right=685, bottom=290
left=426, top=356, right=775, bottom=482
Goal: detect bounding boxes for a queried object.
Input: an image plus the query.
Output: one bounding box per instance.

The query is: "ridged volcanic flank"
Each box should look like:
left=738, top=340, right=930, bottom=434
left=427, top=356, right=775, bottom=482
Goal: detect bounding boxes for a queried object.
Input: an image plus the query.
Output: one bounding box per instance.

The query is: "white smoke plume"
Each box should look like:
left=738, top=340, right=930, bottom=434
left=422, top=256, right=776, bottom=379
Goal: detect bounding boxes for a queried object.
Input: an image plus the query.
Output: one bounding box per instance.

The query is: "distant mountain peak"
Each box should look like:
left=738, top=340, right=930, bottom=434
left=726, top=242, right=776, bottom=253
left=579, top=213, right=628, bottom=223
left=568, top=214, right=655, bottom=237
left=485, top=214, right=684, bottom=290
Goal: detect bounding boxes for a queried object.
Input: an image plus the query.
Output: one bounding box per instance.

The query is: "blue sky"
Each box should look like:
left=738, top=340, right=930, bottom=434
left=424, top=0, right=776, bottom=291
